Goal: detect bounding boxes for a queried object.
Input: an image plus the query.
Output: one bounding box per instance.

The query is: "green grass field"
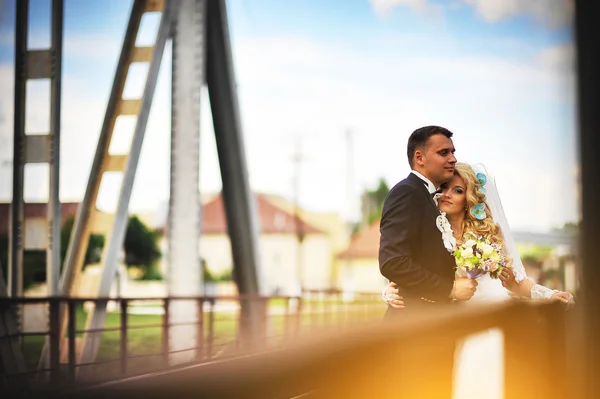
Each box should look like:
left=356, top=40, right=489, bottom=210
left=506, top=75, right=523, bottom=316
left=20, top=300, right=383, bottom=382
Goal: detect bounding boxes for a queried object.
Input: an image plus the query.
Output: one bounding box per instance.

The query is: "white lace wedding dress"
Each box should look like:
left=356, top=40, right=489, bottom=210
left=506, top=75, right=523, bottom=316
left=452, top=272, right=511, bottom=399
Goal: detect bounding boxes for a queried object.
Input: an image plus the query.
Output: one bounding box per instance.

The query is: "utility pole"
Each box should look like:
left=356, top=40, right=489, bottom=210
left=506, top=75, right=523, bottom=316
left=345, top=129, right=355, bottom=234
left=291, top=136, right=305, bottom=295
left=344, top=129, right=355, bottom=298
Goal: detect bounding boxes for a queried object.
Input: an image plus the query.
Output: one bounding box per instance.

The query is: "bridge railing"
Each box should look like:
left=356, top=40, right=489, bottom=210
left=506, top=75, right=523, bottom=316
left=0, top=291, right=385, bottom=392
left=55, top=299, right=569, bottom=399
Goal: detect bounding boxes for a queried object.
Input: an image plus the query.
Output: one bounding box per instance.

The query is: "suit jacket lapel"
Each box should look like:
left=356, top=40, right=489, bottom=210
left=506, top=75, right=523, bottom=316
left=407, top=173, right=441, bottom=215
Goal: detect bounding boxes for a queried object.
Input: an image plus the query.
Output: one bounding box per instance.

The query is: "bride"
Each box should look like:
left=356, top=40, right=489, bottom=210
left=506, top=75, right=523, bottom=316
left=382, top=162, right=575, bottom=399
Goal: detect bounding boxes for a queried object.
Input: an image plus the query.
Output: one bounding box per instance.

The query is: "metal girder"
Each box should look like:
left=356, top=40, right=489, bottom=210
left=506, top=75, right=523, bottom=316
left=26, top=50, right=52, bottom=79
left=48, top=0, right=63, bottom=305
left=11, top=0, right=63, bottom=298
left=77, top=0, right=176, bottom=370
left=0, top=260, right=26, bottom=387
left=40, top=0, right=168, bottom=370
left=10, top=0, right=28, bottom=299
left=206, top=0, right=265, bottom=343
left=58, top=0, right=160, bottom=307
left=12, top=0, right=63, bottom=380
left=167, top=0, right=205, bottom=365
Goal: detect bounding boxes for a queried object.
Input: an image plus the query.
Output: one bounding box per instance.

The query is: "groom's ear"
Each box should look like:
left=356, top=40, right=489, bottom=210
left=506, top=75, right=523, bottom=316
left=414, top=149, right=424, bottom=166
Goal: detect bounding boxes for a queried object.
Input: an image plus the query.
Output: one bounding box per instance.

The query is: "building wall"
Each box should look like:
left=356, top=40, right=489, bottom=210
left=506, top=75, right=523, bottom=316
left=160, top=232, right=334, bottom=295
left=338, top=258, right=388, bottom=293
left=259, top=233, right=332, bottom=294
left=18, top=211, right=111, bottom=251
left=199, top=235, right=234, bottom=276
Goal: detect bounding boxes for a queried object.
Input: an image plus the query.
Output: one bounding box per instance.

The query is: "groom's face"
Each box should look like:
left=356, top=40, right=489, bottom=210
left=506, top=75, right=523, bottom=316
left=416, top=134, right=456, bottom=186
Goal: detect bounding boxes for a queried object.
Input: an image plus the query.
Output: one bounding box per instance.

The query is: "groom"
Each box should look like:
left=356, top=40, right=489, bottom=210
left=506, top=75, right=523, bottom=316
left=379, top=125, right=477, bottom=315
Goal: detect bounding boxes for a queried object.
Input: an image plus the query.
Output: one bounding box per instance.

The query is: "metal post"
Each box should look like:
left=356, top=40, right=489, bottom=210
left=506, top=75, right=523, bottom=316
left=67, top=300, right=76, bottom=383
left=13, top=0, right=65, bottom=377
left=10, top=0, right=27, bottom=299
left=167, top=0, right=205, bottom=366
left=574, top=1, right=600, bottom=397
left=0, top=262, right=26, bottom=382
left=11, top=0, right=64, bottom=299
left=162, top=298, right=169, bottom=368
left=196, top=298, right=204, bottom=362
left=49, top=299, right=60, bottom=386
left=120, top=299, right=128, bottom=375
left=78, top=0, right=176, bottom=368
left=296, top=297, right=302, bottom=336
left=207, top=299, right=214, bottom=359
left=206, top=0, right=264, bottom=346
left=47, top=0, right=63, bottom=297
left=284, top=297, right=290, bottom=339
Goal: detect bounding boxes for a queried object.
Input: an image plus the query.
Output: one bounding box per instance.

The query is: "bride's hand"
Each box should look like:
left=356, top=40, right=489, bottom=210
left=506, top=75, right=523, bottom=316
left=551, top=291, right=576, bottom=309
left=499, top=266, right=517, bottom=290
left=382, top=282, right=405, bottom=309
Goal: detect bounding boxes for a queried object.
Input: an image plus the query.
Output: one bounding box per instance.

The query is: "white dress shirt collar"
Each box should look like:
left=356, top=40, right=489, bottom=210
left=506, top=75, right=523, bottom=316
left=411, top=170, right=437, bottom=194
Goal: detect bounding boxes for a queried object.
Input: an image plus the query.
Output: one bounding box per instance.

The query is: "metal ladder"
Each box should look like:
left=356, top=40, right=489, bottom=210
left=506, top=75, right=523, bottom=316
left=11, top=0, right=63, bottom=300
left=74, top=0, right=176, bottom=370
left=37, top=0, right=265, bottom=377
left=11, top=0, right=63, bottom=382
left=36, top=0, right=176, bottom=371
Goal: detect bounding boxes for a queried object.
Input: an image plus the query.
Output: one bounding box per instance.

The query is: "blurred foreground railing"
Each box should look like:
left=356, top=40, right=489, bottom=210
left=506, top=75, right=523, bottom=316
left=47, top=299, right=568, bottom=399
left=0, top=290, right=384, bottom=394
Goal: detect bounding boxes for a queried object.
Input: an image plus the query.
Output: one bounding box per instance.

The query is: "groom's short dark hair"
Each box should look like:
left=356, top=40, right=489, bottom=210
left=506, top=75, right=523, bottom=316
left=407, top=126, right=453, bottom=168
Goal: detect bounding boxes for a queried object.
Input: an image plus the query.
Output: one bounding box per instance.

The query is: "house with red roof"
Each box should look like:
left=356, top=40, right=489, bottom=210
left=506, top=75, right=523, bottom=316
left=158, top=192, right=335, bottom=295
left=0, top=195, right=338, bottom=296
left=0, top=202, right=108, bottom=250
left=337, top=218, right=388, bottom=293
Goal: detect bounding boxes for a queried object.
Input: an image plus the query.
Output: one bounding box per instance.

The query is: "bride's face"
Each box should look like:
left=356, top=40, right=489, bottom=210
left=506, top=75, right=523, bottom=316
left=438, top=174, right=467, bottom=217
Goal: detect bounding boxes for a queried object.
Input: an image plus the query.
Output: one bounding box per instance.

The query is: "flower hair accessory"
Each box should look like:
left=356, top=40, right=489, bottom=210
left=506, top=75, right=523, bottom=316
left=476, top=172, right=487, bottom=194
left=471, top=203, right=486, bottom=220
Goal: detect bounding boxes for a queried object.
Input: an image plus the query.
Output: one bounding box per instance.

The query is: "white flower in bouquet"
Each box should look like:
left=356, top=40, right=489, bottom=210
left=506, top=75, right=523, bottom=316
left=453, top=233, right=507, bottom=279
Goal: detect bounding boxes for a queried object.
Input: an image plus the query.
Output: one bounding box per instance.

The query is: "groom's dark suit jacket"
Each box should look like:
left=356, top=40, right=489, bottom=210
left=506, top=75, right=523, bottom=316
left=379, top=173, right=456, bottom=316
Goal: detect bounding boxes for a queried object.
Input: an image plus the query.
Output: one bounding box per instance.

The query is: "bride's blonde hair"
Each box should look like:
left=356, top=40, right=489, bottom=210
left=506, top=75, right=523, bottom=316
left=454, top=163, right=509, bottom=261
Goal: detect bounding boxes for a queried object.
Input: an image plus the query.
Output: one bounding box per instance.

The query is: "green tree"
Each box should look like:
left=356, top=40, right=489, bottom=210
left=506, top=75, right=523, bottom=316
left=357, top=177, right=390, bottom=231
left=124, top=215, right=162, bottom=280
left=371, top=178, right=390, bottom=207
left=554, top=221, right=578, bottom=233
left=60, top=215, right=105, bottom=268
left=0, top=216, right=106, bottom=292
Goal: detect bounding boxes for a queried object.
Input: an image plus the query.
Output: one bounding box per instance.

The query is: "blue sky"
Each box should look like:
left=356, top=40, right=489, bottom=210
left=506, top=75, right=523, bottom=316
left=0, top=0, right=577, bottom=232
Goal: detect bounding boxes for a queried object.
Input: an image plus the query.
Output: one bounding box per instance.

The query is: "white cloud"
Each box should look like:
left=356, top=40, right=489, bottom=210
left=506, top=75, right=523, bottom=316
left=230, top=35, right=578, bottom=230
left=64, top=34, right=123, bottom=60
left=369, top=0, right=574, bottom=28
left=369, top=0, right=433, bottom=17
left=0, top=31, right=579, bottom=231
left=535, top=43, right=575, bottom=72
left=464, top=0, right=574, bottom=27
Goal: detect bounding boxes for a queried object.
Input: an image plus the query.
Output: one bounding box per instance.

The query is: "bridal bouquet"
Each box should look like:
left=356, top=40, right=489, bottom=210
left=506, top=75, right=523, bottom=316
left=453, top=233, right=507, bottom=279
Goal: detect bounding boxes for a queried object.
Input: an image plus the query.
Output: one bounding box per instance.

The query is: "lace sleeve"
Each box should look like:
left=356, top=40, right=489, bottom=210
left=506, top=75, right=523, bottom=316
left=509, top=256, right=528, bottom=283
left=530, top=284, right=559, bottom=299
left=507, top=253, right=558, bottom=298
